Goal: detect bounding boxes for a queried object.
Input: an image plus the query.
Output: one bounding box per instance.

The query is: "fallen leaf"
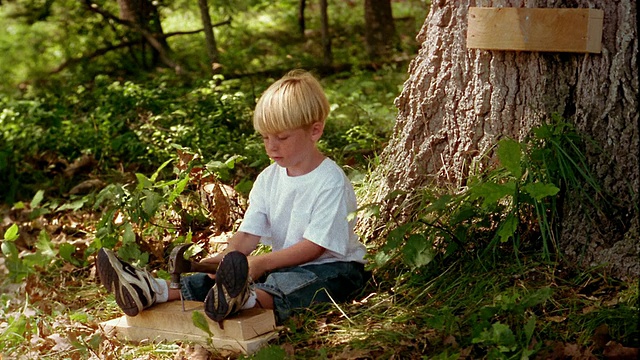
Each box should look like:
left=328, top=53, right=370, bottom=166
left=282, top=343, right=295, bottom=357
left=336, top=346, right=371, bottom=359
left=603, top=297, right=619, bottom=306
left=546, top=316, right=567, bottom=323
left=61, top=262, right=76, bottom=273
left=459, top=346, right=472, bottom=357
left=173, top=344, right=210, bottom=360
left=47, top=333, right=73, bottom=352
left=592, top=324, right=610, bottom=349
left=443, top=335, right=458, bottom=347
left=603, top=341, right=639, bottom=360
left=68, top=179, right=105, bottom=195
left=563, top=343, right=583, bottom=357
left=64, top=154, right=96, bottom=178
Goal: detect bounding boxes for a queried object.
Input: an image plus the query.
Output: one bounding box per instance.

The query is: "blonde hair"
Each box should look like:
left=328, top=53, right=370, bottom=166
left=253, top=70, right=330, bottom=134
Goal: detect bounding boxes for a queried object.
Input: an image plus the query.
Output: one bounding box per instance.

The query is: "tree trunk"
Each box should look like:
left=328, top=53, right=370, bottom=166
left=117, top=0, right=174, bottom=69
left=197, top=0, right=220, bottom=67
left=298, top=0, right=306, bottom=36
left=364, top=0, right=396, bottom=61
left=319, top=0, right=332, bottom=66
left=362, top=0, right=639, bottom=280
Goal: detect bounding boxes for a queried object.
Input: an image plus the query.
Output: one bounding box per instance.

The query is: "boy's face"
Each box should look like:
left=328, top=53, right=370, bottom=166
left=261, top=122, right=324, bottom=174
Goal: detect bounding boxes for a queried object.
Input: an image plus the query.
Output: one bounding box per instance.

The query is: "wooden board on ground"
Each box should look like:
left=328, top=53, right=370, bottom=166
left=99, top=301, right=279, bottom=355
left=467, top=7, right=604, bottom=53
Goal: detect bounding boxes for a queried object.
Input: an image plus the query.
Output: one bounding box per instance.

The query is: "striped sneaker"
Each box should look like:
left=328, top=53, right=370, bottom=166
left=204, top=251, right=251, bottom=323
left=96, top=248, right=158, bottom=317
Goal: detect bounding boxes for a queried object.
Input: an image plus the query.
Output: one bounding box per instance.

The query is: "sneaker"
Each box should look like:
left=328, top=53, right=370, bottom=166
left=96, top=248, right=158, bottom=317
left=204, top=251, right=251, bottom=323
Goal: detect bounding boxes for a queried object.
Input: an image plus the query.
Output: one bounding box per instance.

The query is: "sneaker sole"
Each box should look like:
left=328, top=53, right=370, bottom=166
left=204, top=251, right=248, bottom=322
left=96, top=248, right=149, bottom=317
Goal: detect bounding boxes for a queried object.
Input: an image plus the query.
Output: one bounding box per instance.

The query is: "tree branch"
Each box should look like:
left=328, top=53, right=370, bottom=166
left=50, top=40, right=138, bottom=74
left=49, top=18, right=232, bottom=75
left=161, top=19, right=232, bottom=39
left=81, top=0, right=182, bottom=72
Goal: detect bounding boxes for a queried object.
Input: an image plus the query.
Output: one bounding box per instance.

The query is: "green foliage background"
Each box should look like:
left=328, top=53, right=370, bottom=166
left=1, top=1, right=637, bottom=359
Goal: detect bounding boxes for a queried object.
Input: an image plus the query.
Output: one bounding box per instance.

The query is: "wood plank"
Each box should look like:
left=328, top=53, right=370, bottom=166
left=467, top=7, right=603, bottom=53
left=99, top=301, right=280, bottom=355
left=101, top=316, right=279, bottom=355
left=124, top=301, right=276, bottom=341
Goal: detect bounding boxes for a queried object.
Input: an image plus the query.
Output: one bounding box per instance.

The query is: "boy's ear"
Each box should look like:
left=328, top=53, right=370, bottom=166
left=310, top=121, right=324, bottom=141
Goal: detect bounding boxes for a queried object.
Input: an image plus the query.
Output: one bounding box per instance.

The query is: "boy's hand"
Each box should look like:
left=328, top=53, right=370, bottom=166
left=247, top=255, right=268, bottom=280
left=200, top=257, right=221, bottom=279
left=199, top=231, right=260, bottom=279
left=246, top=240, right=325, bottom=280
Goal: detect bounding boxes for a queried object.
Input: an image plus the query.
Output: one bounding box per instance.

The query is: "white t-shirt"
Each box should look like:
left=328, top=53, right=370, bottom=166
left=238, top=158, right=366, bottom=265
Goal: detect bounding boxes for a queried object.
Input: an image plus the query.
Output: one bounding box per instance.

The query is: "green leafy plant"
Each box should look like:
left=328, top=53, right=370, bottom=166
left=372, top=115, right=602, bottom=273
left=192, top=310, right=214, bottom=337
left=90, top=145, right=251, bottom=267
left=92, top=158, right=190, bottom=265
left=1, top=224, right=29, bottom=282
left=469, top=287, right=552, bottom=358
left=1, top=225, right=59, bottom=282
left=1, top=190, right=67, bottom=282
left=0, top=74, right=265, bottom=203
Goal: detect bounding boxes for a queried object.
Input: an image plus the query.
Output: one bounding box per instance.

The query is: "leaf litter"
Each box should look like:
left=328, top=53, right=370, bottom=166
left=1, top=201, right=639, bottom=359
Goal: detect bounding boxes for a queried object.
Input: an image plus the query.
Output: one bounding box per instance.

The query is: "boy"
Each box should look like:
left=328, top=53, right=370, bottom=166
left=96, top=70, right=368, bottom=324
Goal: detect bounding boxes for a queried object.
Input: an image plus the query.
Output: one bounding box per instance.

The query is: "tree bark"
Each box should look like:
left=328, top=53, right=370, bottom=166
left=319, top=0, right=332, bottom=66
left=362, top=0, right=639, bottom=279
left=364, top=0, right=396, bottom=61
left=298, top=0, right=306, bottom=36
left=116, top=0, right=174, bottom=70
left=197, top=0, right=220, bottom=67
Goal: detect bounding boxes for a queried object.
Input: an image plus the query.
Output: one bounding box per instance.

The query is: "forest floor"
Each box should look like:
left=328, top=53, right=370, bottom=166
left=1, top=203, right=638, bottom=359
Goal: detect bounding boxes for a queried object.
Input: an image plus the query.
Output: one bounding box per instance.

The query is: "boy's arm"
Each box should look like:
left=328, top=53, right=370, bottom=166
left=200, top=231, right=261, bottom=266
left=248, top=239, right=325, bottom=280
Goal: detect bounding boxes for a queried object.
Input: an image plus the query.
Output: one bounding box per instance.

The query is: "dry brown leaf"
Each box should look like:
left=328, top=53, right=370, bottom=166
left=563, top=343, right=582, bottom=357
left=176, top=149, right=195, bottom=171
left=592, top=323, right=610, bottom=349
left=336, top=346, right=371, bottom=359
left=603, top=297, right=620, bottom=306
left=282, top=343, right=295, bottom=357
left=211, top=182, right=230, bottom=230
left=458, top=346, right=472, bottom=358
left=603, top=341, right=639, bottom=360
left=61, top=262, right=76, bottom=273
left=47, top=333, right=73, bottom=352
left=69, top=179, right=105, bottom=195
left=174, top=344, right=210, bottom=360
left=546, top=315, right=567, bottom=323
left=64, top=154, right=96, bottom=178
left=558, top=342, right=597, bottom=359
left=443, top=335, right=458, bottom=348
left=201, top=182, right=233, bottom=232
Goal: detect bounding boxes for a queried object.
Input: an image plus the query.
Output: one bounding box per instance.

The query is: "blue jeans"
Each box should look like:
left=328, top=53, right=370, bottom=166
left=181, top=261, right=368, bottom=324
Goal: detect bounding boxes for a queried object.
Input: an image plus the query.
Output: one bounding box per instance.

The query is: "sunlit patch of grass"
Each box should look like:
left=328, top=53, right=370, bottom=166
left=249, top=253, right=638, bottom=359
left=2, top=229, right=637, bottom=359
left=0, top=275, right=183, bottom=359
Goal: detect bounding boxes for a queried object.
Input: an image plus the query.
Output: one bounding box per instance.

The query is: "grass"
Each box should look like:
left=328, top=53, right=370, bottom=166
left=2, top=229, right=637, bottom=359
left=271, top=255, right=639, bottom=359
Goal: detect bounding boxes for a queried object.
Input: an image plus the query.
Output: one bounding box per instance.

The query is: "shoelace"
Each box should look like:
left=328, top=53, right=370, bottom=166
left=141, top=268, right=164, bottom=298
